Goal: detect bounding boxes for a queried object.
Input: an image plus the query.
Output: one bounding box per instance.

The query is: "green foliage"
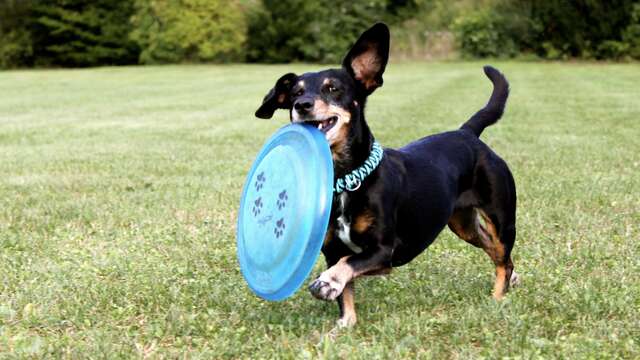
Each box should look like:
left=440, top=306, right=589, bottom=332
left=0, top=25, right=34, bottom=69
left=246, top=0, right=390, bottom=63
left=30, top=0, right=139, bottom=67
left=390, top=0, right=483, bottom=59
left=527, top=0, right=638, bottom=59
left=451, top=0, right=640, bottom=60
left=596, top=40, right=629, bottom=60
left=0, top=0, right=34, bottom=68
left=452, top=9, right=518, bottom=58
left=404, top=0, right=482, bottom=31
left=130, top=0, right=247, bottom=64
left=622, top=3, right=640, bottom=58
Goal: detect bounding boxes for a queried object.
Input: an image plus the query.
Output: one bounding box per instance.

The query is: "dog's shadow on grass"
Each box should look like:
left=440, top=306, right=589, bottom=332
left=229, top=248, right=505, bottom=334
left=226, top=267, right=343, bottom=330
left=234, top=270, right=495, bottom=334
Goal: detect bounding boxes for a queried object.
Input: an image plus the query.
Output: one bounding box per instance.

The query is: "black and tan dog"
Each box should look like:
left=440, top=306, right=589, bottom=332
left=255, top=23, right=518, bottom=327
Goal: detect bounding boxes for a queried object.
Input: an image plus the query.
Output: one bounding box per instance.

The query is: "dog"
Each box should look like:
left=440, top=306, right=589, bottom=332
left=255, top=23, right=518, bottom=327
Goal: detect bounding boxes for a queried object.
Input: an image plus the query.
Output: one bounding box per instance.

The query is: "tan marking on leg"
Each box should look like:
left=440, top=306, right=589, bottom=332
left=332, top=255, right=388, bottom=279
left=493, top=265, right=507, bottom=300
left=337, top=282, right=356, bottom=327
left=476, top=210, right=514, bottom=298
left=353, top=209, right=374, bottom=234
left=324, top=256, right=355, bottom=283
left=476, top=209, right=505, bottom=264
left=448, top=208, right=482, bottom=247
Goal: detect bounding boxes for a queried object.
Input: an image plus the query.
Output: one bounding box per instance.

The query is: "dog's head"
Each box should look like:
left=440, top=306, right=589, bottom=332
left=255, top=23, right=389, bottom=152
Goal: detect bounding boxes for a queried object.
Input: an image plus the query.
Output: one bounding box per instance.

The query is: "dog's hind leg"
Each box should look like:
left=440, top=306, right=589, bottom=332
left=475, top=208, right=517, bottom=300
left=448, top=206, right=518, bottom=300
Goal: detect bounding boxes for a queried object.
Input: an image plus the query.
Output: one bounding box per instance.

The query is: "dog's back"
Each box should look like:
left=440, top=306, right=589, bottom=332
left=388, top=66, right=513, bottom=266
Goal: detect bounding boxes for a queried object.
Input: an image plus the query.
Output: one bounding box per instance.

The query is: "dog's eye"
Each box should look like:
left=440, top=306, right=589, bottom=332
left=295, top=89, right=304, bottom=97
left=327, top=85, right=337, bottom=93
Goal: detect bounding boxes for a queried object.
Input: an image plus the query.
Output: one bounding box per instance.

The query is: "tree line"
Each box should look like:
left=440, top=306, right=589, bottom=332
left=1, top=0, right=638, bottom=68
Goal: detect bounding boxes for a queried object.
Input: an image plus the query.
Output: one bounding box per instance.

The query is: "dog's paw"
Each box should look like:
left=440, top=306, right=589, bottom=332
left=510, top=271, right=521, bottom=287
left=308, top=277, right=344, bottom=301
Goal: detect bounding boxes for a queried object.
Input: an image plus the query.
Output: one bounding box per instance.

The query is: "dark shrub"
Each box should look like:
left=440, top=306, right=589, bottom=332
left=0, top=0, right=34, bottom=68
left=453, top=10, right=512, bottom=58
left=30, top=0, right=139, bottom=67
left=453, top=0, right=640, bottom=60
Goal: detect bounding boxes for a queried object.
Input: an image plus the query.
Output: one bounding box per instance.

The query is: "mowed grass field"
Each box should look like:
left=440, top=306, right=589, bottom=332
left=1, top=62, right=639, bottom=358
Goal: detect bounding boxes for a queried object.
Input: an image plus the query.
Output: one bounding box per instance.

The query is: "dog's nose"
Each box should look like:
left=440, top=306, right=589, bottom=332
left=294, top=99, right=313, bottom=114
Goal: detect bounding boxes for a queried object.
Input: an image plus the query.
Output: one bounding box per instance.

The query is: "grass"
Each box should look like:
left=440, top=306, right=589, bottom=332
left=0, top=62, right=639, bottom=358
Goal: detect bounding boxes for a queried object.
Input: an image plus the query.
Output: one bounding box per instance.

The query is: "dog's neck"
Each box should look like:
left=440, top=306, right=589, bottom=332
left=332, top=108, right=374, bottom=180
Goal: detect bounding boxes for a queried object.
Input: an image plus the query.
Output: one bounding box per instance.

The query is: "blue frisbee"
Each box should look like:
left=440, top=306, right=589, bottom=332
left=237, top=123, right=334, bottom=301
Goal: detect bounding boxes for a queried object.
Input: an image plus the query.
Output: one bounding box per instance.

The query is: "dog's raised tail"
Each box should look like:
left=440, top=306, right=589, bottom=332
left=460, top=66, right=509, bottom=137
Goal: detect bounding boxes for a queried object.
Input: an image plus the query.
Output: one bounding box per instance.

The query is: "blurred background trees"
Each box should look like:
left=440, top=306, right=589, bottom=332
left=452, top=0, right=640, bottom=60
left=130, top=0, right=246, bottom=64
left=245, top=0, right=397, bottom=63
left=0, top=0, right=138, bottom=67
left=0, top=0, right=35, bottom=68
left=0, top=0, right=639, bottom=68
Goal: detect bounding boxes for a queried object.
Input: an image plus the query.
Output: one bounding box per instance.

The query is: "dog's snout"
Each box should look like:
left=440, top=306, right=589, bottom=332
left=294, top=99, right=314, bottom=114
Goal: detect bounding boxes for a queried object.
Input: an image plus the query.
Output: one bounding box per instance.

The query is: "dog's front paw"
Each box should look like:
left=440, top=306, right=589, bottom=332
left=308, top=277, right=344, bottom=301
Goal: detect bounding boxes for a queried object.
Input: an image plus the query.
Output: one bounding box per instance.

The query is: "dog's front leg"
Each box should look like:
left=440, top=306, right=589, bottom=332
left=336, top=281, right=356, bottom=327
left=309, top=245, right=393, bottom=302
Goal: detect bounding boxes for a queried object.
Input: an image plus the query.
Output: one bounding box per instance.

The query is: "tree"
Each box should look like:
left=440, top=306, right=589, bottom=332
left=130, top=0, right=247, bottom=64
left=0, top=0, right=35, bottom=68
left=30, top=0, right=139, bottom=66
left=246, top=0, right=390, bottom=63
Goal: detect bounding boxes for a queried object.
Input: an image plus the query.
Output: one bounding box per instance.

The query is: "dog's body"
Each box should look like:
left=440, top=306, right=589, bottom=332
left=255, top=23, right=517, bottom=327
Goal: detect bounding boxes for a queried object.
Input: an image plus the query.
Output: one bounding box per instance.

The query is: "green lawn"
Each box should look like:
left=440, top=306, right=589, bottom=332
left=1, top=62, right=639, bottom=358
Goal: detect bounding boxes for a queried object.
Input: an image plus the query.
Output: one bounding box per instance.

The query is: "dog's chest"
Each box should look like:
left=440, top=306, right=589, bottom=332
left=335, top=193, right=363, bottom=253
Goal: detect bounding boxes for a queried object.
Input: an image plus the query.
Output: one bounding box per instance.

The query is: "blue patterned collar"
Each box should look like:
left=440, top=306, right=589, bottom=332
left=334, top=141, right=384, bottom=194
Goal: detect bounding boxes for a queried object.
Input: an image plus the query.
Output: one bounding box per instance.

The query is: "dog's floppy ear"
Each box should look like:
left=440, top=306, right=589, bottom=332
left=342, top=23, right=390, bottom=94
left=255, top=73, right=298, bottom=119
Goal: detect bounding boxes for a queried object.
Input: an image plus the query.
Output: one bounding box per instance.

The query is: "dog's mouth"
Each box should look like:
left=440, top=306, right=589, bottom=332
left=305, top=116, right=338, bottom=134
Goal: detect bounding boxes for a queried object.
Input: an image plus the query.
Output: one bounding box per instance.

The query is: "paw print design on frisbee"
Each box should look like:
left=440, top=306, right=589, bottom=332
left=274, top=218, right=286, bottom=238
left=277, top=190, right=288, bottom=210
left=252, top=197, right=263, bottom=216
left=255, top=172, right=266, bottom=191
